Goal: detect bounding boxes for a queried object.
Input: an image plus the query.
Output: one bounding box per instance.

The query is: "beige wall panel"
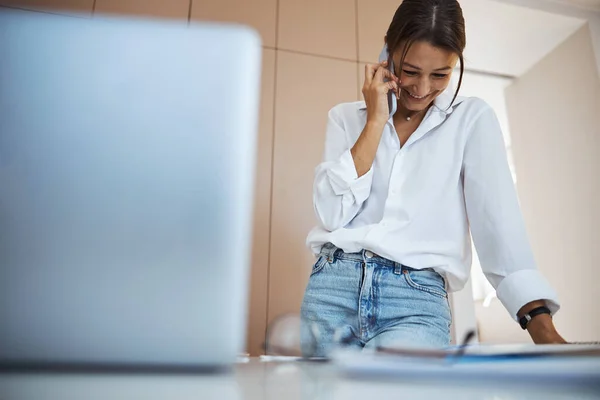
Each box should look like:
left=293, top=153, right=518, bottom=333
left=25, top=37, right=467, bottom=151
left=357, top=0, right=400, bottom=63
left=246, top=49, right=276, bottom=356
left=278, top=0, right=356, bottom=60
left=0, top=0, right=92, bottom=15
left=268, top=51, right=358, bottom=323
left=94, top=0, right=189, bottom=19
left=357, top=62, right=367, bottom=101
left=191, top=0, right=277, bottom=47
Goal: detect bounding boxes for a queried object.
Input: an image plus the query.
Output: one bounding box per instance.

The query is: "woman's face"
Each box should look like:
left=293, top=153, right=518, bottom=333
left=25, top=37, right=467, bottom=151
left=392, top=41, right=458, bottom=113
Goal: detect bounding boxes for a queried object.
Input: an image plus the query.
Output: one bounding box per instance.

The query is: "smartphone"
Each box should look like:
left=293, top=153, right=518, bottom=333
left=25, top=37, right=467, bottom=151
left=378, top=44, right=397, bottom=119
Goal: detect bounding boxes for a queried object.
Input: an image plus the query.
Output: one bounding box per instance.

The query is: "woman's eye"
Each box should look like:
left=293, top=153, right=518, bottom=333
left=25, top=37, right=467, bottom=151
left=433, top=73, right=448, bottom=79
left=402, top=70, right=418, bottom=76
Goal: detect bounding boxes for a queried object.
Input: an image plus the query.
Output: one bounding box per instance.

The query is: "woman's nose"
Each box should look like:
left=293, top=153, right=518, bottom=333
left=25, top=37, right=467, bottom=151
left=415, top=78, right=431, bottom=96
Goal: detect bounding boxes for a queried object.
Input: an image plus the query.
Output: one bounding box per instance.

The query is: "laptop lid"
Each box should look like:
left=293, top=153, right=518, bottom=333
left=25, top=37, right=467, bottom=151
left=0, top=9, right=261, bottom=368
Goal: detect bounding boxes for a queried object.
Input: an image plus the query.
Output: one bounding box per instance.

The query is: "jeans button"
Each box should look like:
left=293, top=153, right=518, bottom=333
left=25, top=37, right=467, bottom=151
left=365, top=250, right=373, bottom=258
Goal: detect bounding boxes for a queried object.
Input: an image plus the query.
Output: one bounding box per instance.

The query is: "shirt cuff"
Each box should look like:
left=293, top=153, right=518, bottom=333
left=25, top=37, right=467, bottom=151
left=495, top=269, right=560, bottom=321
left=325, top=149, right=373, bottom=203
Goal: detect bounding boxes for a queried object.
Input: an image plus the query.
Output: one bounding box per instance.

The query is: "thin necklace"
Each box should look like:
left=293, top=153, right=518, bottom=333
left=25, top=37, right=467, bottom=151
left=398, top=103, right=433, bottom=122
left=398, top=109, right=420, bottom=122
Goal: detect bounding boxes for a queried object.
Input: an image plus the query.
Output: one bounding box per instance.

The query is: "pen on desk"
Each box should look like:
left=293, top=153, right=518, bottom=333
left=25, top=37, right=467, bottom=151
left=449, top=329, right=477, bottom=363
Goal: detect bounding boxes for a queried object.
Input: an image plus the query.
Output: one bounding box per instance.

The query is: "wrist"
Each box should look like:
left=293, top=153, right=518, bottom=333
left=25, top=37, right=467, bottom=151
left=365, top=118, right=387, bottom=132
left=526, top=315, right=566, bottom=344
left=526, top=313, right=554, bottom=332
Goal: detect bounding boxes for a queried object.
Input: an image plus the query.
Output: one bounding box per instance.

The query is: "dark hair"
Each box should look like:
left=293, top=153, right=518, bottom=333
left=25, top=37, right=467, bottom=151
left=385, top=0, right=466, bottom=108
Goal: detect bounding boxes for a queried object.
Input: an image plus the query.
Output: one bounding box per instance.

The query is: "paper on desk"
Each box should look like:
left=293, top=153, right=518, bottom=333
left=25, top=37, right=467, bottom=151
left=259, top=355, right=303, bottom=362
left=373, top=343, right=600, bottom=361
left=332, top=347, right=600, bottom=388
left=459, top=343, right=600, bottom=358
left=259, top=355, right=328, bottom=362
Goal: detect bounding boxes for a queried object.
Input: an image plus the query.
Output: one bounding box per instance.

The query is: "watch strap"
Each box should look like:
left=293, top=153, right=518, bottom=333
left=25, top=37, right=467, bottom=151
left=519, top=306, right=552, bottom=330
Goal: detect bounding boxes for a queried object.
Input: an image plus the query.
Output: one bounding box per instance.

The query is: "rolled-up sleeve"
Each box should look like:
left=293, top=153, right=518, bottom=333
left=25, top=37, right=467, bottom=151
left=462, top=104, right=560, bottom=320
left=313, top=107, right=373, bottom=231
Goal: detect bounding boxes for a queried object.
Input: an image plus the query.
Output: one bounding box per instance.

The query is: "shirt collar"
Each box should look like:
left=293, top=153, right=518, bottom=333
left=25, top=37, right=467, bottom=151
left=358, top=87, right=464, bottom=115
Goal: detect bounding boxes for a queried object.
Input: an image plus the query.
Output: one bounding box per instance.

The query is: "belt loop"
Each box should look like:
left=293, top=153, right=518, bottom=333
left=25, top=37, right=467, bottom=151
left=321, top=243, right=336, bottom=263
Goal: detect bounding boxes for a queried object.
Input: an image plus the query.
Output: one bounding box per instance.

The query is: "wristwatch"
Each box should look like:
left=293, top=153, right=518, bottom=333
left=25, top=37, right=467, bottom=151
left=519, top=306, right=552, bottom=330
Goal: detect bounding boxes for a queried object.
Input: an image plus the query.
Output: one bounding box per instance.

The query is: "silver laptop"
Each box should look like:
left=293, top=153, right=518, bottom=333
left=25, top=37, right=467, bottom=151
left=0, top=9, right=261, bottom=370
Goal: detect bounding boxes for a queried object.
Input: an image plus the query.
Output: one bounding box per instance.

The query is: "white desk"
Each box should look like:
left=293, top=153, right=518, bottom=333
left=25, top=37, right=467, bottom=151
left=1, top=359, right=598, bottom=399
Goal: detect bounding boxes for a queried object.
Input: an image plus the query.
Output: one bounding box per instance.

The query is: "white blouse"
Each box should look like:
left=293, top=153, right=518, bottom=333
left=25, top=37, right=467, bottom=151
left=306, top=88, right=559, bottom=320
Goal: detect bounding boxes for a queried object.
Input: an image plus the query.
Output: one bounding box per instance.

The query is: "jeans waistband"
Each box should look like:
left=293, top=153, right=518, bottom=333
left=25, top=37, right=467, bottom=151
left=319, top=242, right=432, bottom=271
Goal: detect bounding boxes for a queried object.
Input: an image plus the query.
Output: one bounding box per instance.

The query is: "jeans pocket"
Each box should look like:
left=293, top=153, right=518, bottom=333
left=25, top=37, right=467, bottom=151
left=310, top=255, right=328, bottom=276
left=403, top=269, right=447, bottom=298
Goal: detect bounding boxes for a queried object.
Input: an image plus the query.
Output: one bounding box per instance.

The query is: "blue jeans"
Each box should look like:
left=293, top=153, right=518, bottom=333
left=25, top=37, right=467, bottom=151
left=300, top=243, right=451, bottom=357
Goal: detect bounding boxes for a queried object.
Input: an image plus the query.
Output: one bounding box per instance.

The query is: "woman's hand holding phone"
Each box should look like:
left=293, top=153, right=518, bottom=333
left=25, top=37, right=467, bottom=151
left=362, top=60, right=400, bottom=127
left=350, top=61, right=401, bottom=177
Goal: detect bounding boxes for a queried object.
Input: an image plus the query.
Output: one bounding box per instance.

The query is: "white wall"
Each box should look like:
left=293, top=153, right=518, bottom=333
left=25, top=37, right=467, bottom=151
left=482, top=24, right=600, bottom=343
left=493, top=0, right=600, bottom=77
left=590, top=17, right=600, bottom=74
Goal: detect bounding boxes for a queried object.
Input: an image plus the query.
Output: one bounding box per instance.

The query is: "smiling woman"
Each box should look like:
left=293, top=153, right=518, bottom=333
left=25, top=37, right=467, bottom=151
left=300, top=0, right=566, bottom=358
left=384, top=0, right=465, bottom=122
left=394, top=41, right=457, bottom=115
